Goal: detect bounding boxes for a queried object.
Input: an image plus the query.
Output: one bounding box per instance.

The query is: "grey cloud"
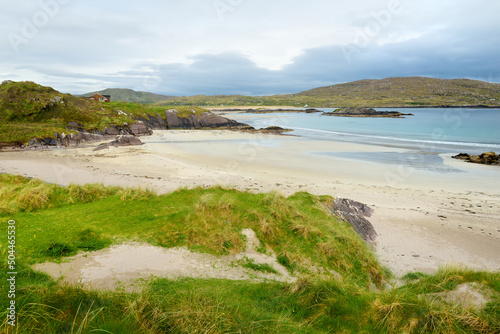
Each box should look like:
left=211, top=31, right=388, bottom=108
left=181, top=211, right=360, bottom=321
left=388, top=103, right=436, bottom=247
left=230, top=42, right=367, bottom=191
left=1, top=0, right=499, bottom=95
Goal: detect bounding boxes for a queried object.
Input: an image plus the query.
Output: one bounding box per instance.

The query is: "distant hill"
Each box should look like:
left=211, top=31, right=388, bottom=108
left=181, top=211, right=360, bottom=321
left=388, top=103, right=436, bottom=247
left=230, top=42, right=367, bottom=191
left=159, top=77, right=500, bottom=108
left=293, top=77, right=500, bottom=107
left=81, top=88, right=173, bottom=104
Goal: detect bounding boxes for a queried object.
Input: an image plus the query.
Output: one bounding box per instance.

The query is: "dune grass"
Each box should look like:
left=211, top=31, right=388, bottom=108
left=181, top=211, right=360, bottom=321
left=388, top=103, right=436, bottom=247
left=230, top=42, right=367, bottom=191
left=0, top=175, right=498, bottom=333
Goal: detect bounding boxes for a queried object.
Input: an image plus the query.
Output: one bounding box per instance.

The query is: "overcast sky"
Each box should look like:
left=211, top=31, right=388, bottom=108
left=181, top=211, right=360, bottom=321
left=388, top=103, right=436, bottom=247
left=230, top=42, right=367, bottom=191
left=1, top=0, right=499, bottom=96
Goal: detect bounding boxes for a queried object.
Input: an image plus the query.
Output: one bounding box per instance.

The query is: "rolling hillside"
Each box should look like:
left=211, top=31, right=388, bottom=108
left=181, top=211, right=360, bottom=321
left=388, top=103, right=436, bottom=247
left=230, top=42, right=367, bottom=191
left=157, top=77, right=500, bottom=108
left=81, top=88, right=173, bottom=104
left=293, top=77, right=500, bottom=107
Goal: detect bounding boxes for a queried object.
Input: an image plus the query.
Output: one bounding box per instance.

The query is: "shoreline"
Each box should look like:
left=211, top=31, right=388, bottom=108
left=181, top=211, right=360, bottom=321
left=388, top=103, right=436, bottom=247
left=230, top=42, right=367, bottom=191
left=210, top=105, right=500, bottom=111
left=1, top=129, right=499, bottom=276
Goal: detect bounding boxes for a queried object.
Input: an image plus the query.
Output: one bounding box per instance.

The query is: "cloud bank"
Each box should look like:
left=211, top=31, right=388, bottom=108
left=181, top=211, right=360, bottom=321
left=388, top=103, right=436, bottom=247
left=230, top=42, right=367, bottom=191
left=1, top=0, right=499, bottom=95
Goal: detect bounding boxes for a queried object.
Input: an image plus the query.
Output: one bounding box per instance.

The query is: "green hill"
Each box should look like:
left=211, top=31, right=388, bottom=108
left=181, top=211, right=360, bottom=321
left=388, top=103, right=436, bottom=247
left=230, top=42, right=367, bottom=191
left=0, top=81, right=205, bottom=144
left=81, top=88, right=173, bottom=104
left=158, top=77, right=500, bottom=108
left=293, top=77, right=500, bottom=107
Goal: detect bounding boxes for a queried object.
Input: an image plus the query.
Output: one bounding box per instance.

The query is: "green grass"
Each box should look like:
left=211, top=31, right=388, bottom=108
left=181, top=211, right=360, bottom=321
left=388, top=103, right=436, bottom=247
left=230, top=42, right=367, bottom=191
left=0, top=175, right=383, bottom=286
left=238, top=257, right=279, bottom=275
left=0, top=175, right=499, bottom=333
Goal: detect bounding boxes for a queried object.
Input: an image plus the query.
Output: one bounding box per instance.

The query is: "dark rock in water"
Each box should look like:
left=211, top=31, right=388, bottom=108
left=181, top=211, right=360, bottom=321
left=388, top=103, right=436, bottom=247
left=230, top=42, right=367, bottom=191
left=108, top=135, right=143, bottom=146
left=452, top=153, right=471, bottom=160
left=452, top=152, right=499, bottom=165
left=322, top=107, right=412, bottom=118
left=263, top=126, right=286, bottom=131
left=259, top=126, right=293, bottom=134
left=327, top=198, right=377, bottom=245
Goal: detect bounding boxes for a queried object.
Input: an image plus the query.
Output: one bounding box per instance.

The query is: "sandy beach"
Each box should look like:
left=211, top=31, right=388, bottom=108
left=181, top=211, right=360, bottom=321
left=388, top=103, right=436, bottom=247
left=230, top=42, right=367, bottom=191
left=1, top=129, right=499, bottom=276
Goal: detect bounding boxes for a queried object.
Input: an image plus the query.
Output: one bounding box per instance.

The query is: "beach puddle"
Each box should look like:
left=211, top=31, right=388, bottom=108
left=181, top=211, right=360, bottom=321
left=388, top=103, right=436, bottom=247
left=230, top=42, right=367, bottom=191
left=314, top=151, right=464, bottom=173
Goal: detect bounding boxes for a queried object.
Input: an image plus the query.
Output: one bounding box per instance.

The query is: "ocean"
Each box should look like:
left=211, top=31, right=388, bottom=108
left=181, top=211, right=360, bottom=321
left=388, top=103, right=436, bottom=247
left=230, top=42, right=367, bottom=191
left=227, top=108, right=500, bottom=172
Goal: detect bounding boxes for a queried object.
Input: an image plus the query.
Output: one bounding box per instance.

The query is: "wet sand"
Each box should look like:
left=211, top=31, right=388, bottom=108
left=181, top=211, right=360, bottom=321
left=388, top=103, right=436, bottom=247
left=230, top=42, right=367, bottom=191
left=1, top=129, right=499, bottom=276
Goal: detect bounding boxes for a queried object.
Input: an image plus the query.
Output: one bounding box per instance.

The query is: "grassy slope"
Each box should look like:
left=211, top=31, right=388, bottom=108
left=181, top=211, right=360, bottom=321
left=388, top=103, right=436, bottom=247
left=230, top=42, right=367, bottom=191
left=1, top=175, right=499, bottom=333
left=0, top=81, right=208, bottom=143
left=156, top=77, right=500, bottom=108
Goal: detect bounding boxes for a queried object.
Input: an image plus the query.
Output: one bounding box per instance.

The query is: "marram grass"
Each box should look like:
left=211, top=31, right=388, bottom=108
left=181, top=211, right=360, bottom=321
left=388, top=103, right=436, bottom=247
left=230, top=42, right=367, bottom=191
left=0, top=175, right=498, bottom=333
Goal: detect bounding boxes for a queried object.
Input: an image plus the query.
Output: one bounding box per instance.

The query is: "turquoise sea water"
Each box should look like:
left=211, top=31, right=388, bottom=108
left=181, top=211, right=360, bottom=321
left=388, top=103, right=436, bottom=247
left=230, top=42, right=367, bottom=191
left=225, top=108, right=500, bottom=172
left=234, top=108, right=500, bottom=155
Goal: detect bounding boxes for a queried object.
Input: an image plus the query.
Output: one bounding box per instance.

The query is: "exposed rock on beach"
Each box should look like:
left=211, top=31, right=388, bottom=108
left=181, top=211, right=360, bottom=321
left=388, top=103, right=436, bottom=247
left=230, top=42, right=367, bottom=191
left=327, top=198, right=377, bottom=245
left=452, top=152, right=499, bottom=165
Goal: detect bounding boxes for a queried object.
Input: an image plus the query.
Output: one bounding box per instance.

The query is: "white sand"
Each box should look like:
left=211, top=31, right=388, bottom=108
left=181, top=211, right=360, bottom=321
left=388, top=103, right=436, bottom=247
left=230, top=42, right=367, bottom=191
left=2, top=130, right=499, bottom=276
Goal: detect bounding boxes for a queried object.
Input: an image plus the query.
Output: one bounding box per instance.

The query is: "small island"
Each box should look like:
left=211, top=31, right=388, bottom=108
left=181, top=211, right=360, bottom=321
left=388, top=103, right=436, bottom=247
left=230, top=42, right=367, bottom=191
left=322, top=107, right=414, bottom=118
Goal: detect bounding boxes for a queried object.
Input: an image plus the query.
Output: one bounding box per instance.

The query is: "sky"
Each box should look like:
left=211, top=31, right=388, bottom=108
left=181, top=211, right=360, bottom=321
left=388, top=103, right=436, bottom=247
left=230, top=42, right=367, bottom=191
left=1, top=0, right=499, bottom=96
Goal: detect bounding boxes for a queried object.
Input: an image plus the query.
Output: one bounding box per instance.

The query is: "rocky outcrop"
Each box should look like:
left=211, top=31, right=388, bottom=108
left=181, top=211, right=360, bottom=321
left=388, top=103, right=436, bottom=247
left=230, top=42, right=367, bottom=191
left=322, top=107, right=413, bottom=118
left=136, top=110, right=247, bottom=130
left=452, top=152, right=499, bottom=165
left=94, top=135, right=143, bottom=151
left=128, top=121, right=153, bottom=136
left=108, top=135, right=143, bottom=146
left=238, top=126, right=294, bottom=134
left=11, top=110, right=246, bottom=151
left=327, top=198, right=377, bottom=245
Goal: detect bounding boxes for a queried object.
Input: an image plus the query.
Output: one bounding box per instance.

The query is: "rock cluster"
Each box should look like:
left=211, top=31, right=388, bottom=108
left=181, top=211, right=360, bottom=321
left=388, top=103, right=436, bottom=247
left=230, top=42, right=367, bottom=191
left=94, top=135, right=143, bottom=151
left=15, top=111, right=247, bottom=150
left=322, top=107, right=413, bottom=118
left=452, top=152, right=499, bottom=165
left=137, top=110, right=247, bottom=130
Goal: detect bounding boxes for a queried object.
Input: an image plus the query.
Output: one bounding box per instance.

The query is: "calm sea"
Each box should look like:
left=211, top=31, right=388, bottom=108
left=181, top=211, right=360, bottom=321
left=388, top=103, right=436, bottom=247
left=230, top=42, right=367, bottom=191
left=228, top=108, right=500, bottom=172
left=234, top=108, right=500, bottom=154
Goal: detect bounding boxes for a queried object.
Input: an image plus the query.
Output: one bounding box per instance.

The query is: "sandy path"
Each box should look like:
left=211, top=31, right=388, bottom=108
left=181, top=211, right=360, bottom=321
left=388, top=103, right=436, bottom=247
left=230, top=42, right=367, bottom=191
left=2, top=130, right=499, bottom=276
left=33, top=229, right=295, bottom=291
